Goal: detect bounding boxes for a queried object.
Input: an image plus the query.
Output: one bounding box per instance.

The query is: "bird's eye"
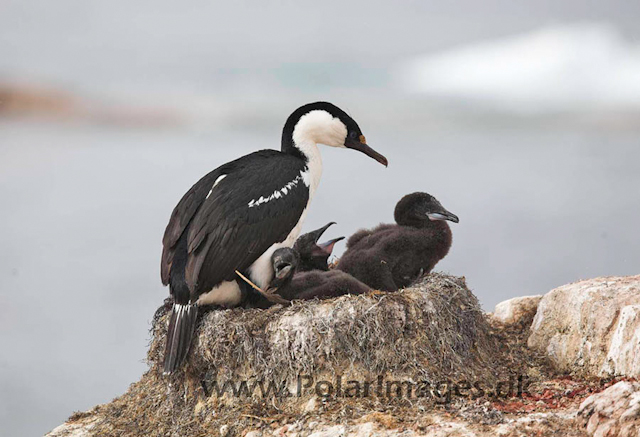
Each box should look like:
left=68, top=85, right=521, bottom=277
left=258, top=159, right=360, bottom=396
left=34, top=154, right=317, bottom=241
left=349, top=131, right=357, bottom=139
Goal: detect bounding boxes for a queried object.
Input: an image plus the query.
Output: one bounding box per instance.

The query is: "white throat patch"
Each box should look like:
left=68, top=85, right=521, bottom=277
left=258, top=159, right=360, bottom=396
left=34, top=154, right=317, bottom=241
left=292, top=110, right=347, bottom=149
left=287, top=110, right=345, bottom=201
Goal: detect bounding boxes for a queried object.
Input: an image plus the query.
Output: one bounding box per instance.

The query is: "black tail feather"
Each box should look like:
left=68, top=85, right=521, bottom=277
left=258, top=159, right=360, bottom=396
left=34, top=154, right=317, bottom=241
left=163, top=303, right=198, bottom=375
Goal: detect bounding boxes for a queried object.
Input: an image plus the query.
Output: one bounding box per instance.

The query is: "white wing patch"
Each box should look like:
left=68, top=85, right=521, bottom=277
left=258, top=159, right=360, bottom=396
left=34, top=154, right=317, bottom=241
left=206, top=174, right=227, bottom=200
left=248, top=169, right=309, bottom=208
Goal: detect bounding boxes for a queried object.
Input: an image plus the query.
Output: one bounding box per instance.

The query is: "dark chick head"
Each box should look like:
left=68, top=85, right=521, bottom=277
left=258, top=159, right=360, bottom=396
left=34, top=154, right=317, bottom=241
left=268, top=247, right=300, bottom=291
left=394, top=192, right=459, bottom=228
left=294, top=222, right=345, bottom=271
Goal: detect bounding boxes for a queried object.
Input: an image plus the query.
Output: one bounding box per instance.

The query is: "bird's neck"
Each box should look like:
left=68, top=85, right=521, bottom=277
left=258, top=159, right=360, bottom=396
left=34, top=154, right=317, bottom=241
left=282, top=114, right=329, bottom=198
left=285, top=138, right=323, bottom=199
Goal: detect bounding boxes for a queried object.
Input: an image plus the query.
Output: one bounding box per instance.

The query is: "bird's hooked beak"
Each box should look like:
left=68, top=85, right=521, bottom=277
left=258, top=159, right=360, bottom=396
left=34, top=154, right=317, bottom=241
left=427, top=209, right=459, bottom=223
left=345, top=134, right=388, bottom=167
left=308, top=222, right=344, bottom=256
left=310, top=222, right=337, bottom=242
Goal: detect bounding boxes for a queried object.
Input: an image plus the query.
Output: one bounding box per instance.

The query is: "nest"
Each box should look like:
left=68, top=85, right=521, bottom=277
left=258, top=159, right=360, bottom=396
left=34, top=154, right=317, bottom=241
left=56, top=273, right=515, bottom=437
left=148, top=273, right=499, bottom=384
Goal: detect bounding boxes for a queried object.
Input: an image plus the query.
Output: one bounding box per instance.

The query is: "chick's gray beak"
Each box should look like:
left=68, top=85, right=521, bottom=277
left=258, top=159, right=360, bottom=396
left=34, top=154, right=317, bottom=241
left=315, top=236, right=345, bottom=256
left=427, top=211, right=459, bottom=223
left=345, top=135, right=388, bottom=167
left=264, top=285, right=278, bottom=294
left=275, top=264, right=293, bottom=280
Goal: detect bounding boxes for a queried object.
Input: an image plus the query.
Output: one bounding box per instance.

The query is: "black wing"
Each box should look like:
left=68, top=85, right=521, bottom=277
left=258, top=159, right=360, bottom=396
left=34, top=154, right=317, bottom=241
left=161, top=166, right=225, bottom=285
left=161, top=150, right=309, bottom=297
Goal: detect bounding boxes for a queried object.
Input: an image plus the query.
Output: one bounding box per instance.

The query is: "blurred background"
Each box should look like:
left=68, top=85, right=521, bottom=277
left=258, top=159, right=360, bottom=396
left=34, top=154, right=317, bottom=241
left=1, top=1, right=639, bottom=435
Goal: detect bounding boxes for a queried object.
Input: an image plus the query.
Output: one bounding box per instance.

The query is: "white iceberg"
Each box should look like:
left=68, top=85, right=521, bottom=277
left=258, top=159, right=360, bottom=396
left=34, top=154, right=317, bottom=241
left=398, top=23, right=640, bottom=111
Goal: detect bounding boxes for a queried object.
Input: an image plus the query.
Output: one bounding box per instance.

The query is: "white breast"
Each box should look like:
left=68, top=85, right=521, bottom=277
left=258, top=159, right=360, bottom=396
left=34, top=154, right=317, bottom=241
left=247, top=201, right=311, bottom=288
left=196, top=280, right=242, bottom=307
left=247, top=140, right=323, bottom=288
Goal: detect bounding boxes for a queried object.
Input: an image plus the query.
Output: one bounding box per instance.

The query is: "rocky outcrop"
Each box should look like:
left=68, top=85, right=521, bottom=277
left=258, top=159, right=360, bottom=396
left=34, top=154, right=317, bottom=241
left=47, top=274, right=507, bottom=437
left=45, top=274, right=640, bottom=437
left=577, top=381, right=640, bottom=437
left=47, top=397, right=590, bottom=437
left=491, top=295, right=542, bottom=326
left=528, top=275, right=640, bottom=378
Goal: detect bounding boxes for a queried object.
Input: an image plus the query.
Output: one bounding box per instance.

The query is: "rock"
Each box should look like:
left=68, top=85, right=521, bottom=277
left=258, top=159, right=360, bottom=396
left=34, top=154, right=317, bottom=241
left=46, top=418, right=98, bottom=437
left=45, top=410, right=100, bottom=437
left=220, top=424, right=230, bottom=437
left=273, top=425, right=289, bottom=436
left=308, top=425, right=345, bottom=437
left=528, top=275, right=640, bottom=377
left=577, top=381, right=640, bottom=437
left=245, top=431, right=262, bottom=437
left=420, top=420, right=476, bottom=437
left=602, top=305, right=640, bottom=377
left=493, top=412, right=582, bottom=437
left=492, top=295, right=542, bottom=326
left=348, top=422, right=375, bottom=437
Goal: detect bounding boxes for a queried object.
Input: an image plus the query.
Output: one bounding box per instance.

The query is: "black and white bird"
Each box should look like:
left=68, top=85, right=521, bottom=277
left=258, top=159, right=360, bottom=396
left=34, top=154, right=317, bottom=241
left=337, top=192, right=458, bottom=291
left=293, top=222, right=344, bottom=272
left=266, top=248, right=371, bottom=301
left=160, top=102, right=387, bottom=374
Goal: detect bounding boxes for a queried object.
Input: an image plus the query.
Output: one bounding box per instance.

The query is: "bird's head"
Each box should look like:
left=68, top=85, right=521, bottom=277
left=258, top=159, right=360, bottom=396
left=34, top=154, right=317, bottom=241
left=267, top=247, right=300, bottom=292
left=294, top=222, right=345, bottom=271
left=394, top=192, right=459, bottom=227
left=282, top=102, right=388, bottom=166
